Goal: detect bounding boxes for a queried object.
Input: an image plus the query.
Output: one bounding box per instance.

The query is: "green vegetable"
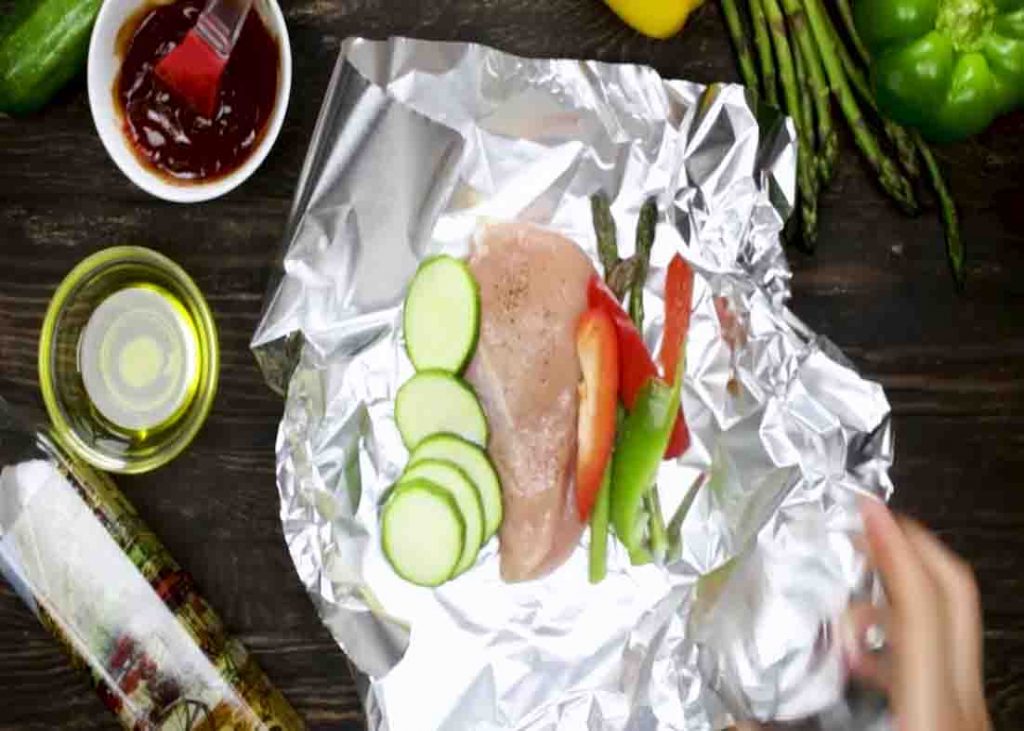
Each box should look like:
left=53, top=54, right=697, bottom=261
left=606, top=257, right=638, bottom=301
left=805, top=0, right=918, bottom=213
left=722, top=0, right=762, bottom=93
left=916, top=132, right=965, bottom=285
left=839, top=0, right=873, bottom=63
left=381, top=479, right=465, bottom=587
left=400, top=460, right=484, bottom=576
left=0, top=0, right=101, bottom=114
left=721, top=0, right=966, bottom=284
left=825, top=5, right=922, bottom=180
left=792, top=24, right=818, bottom=169
left=408, top=433, right=503, bottom=540
left=628, top=542, right=653, bottom=566
left=645, top=489, right=668, bottom=562
left=609, top=375, right=682, bottom=553
left=403, top=256, right=480, bottom=373
left=588, top=462, right=612, bottom=584
left=749, top=0, right=780, bottom=107
left=394, top=371, right=488, bottom=449
left=666, top=473, right=705, bottom=563
left=590, top=192, right=621, bottom=280
left=854, top=0, right=1024, bottom=141
left=838, top=1, right=966, bottom=284
left=627, top=197, right=657, bottom=327
left=781, top=0, right=839, bottom=185
left=761, top=0, right=822, bottom=247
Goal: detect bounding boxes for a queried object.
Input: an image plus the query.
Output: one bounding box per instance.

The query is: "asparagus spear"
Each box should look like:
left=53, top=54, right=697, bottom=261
left=780, top=0, right=838, bottom=185
left=822, top=10, right=920, bottom=180
left=666, top=473, right=706, bottom=563
left=625, top=201, right=673, bottom=561
left=792, top=32, right=817, bottom=155
left=836, top=0, right=871, bottom=66
left=629, top=197, right=657, bottom=327
left=801, top=0, right=918, bottom=214
left=885, top=122, right=921, bottom=183
left=607, top=257, right=637, bottom=300
left=590, top=192, right=620, bottom=278
left=748, top=0, right=779, bottom=107
left=721, top=0, right=761, bottom=94
left=790, top=42, right=821, bottom=245
left=915, top=134, right=965, bottom=287
left=762, top=0, right=820, bottom=246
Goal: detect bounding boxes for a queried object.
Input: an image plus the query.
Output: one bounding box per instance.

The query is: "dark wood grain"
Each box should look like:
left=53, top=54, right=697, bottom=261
left=1, top=0, right=1022, bottom=728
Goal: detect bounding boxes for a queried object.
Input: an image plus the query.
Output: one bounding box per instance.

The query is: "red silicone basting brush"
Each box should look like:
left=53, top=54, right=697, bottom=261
left=154, top=0, right=254, bottom=118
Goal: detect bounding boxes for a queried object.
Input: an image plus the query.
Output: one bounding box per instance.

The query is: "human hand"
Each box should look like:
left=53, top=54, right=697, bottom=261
left=843, top=499, right=991, bottom=731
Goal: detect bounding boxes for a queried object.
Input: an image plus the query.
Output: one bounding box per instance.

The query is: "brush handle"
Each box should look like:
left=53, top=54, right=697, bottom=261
left=193, top=0, right=254, bottom=59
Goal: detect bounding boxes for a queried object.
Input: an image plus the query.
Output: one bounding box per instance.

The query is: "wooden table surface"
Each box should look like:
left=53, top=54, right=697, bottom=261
left=1, top=0, right=1023, bottom=728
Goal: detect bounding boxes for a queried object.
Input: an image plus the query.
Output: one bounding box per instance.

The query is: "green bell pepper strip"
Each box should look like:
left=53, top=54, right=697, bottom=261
left=610, top=370, right=683, bottom=554
left=628, top=541, right=654, bottom=566
left=855, top=0, right=1024, bottom=142
left=588, top=462, right=613, bottom=584
left=645, top=489, right=669, bottom=562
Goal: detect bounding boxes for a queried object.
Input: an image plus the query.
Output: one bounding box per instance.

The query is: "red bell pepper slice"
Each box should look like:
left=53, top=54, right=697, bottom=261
left=659, top=255, right=694, bottom=383
left=575, top=306, right=620, bottom=521
left=587, top=274, right=689, bottom=459
left=587, top=275, right=656, bottom=409
left=659, top=254, right=694, bottom=458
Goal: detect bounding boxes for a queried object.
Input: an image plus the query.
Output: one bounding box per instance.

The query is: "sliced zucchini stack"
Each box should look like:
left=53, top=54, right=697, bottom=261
left=409, top=434, right=502, bottom=540
left=381, top=255, right=503, bottom=587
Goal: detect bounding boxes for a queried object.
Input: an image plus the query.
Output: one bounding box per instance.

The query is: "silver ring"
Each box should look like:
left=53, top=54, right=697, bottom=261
left=864, top=622, right=887, bottom=654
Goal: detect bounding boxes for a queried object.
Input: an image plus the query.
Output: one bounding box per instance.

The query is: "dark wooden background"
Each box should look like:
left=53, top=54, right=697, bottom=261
left=1, top=0, right=1022, bottom=728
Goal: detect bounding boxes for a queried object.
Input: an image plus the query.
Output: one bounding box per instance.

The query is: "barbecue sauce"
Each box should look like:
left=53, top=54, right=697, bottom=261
left=115, top=0, right=279, bottom=182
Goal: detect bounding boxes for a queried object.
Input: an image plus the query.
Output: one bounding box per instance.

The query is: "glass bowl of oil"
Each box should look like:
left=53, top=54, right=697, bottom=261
left=39, top=246, right=219, bottom=474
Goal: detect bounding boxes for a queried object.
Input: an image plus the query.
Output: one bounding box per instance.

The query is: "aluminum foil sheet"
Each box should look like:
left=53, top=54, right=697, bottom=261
left=252, top=37, right=894, bottom=730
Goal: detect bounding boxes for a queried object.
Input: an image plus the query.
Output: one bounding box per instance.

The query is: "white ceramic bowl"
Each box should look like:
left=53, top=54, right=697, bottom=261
left=87, top=0, right=291, bottom=203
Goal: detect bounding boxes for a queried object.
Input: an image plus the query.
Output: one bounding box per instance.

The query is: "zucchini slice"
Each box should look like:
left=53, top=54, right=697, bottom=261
left=381, top=479, right=464, bottom=587
left=409, top=433, right=503, bottom=539
left=400, top=459, right=483, bottom=575
left=403, top=256, right=480, bottom=373
left=395, top=371, right=488, bottom=449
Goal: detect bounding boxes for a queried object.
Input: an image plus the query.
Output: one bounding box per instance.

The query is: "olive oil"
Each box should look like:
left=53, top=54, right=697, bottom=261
left=79, top=283, right=201, bottom=435
left=40, top=247, right=218, bottom=473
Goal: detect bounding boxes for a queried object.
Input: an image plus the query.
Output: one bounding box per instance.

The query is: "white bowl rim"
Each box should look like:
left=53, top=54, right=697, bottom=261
left=87, top=0, right=292, bottom=203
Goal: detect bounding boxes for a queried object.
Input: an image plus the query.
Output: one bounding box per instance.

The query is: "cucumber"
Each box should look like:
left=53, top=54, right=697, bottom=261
left=0, top=0, right=102, bottom=115
left=400, top=459, right=483, bottom=575
left=395, top=370, right=488, bottom=449
left=409, top=434, right=503, bottom=539
left=381, top=479, right=464, bottom=587
left=403, top=256, right=480, bottom=373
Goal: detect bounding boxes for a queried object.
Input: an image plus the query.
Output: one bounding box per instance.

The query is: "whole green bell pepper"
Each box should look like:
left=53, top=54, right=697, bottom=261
left=855, top=0, right=1024, bottom=141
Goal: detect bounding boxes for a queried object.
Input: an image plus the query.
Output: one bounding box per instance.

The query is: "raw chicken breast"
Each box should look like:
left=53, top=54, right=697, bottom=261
left=465, top=222, right=595, bottom=582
